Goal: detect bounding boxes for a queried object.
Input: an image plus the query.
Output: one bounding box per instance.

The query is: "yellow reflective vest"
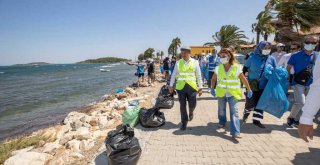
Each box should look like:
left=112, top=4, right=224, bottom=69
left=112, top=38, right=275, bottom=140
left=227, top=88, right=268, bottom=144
left=175, top=59, right=198, bottom=91
left=216, top=64, right=242, bottom=100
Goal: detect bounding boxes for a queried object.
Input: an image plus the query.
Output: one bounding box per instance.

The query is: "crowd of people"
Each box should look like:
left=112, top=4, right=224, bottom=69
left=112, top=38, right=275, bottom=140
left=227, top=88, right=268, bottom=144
left=134, top=35, right=319, bottom=141
left=164, top=35, right=319, bottom=142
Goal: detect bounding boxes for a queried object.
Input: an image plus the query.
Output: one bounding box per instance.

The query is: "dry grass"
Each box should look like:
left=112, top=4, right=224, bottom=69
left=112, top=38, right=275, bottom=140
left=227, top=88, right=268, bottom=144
left=0, top=131, right=56, bottom=165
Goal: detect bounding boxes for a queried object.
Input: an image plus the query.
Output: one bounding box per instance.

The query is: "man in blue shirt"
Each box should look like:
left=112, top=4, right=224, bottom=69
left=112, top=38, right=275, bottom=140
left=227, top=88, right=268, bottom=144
left=136, top=62, right=146, bottom=87
left=286, top=35, right=319, bottom=127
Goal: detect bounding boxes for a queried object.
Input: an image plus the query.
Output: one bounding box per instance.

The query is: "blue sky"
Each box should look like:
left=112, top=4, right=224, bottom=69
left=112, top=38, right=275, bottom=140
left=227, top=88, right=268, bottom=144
left=0, top=0, right=268, bottom=65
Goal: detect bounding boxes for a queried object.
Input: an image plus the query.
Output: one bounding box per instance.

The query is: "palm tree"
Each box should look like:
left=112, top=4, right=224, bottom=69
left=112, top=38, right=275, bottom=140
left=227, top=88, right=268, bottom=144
left=168, top=37, right=181, bottom=57
left=252, top=11, right=275, bottom=44
left=204, top=25, right=248, bottom=48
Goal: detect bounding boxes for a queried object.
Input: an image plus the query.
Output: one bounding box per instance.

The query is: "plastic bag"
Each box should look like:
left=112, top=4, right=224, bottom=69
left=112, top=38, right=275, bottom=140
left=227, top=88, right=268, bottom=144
left=256, top=64, right=289, bottom=118
left=122, top=106, right=141, bottom=127
left=105, top=124, right=141, bottom=165
left=155, top=96, right=174, bottom=109
left=139, top=107, right=165, bottom=128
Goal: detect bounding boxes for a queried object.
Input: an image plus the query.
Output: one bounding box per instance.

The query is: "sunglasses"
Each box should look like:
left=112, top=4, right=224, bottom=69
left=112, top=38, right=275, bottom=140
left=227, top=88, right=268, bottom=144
left=305, top=41, right=317, bottom=45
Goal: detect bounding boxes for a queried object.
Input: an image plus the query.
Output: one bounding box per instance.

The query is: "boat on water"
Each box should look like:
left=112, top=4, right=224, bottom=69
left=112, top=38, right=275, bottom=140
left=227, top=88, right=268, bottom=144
left=100, top=68, right=110, bottom=72
left=126, top=62, right=137, bottom=65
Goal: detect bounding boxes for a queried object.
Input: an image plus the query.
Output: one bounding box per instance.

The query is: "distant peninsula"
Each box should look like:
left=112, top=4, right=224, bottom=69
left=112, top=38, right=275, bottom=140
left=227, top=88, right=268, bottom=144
left=77, top=57, right=130, bottom=64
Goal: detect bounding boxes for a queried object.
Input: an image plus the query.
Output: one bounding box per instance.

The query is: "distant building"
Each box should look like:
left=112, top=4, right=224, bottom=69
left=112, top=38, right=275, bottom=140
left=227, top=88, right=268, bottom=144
left=190, top=46, right=215, bottom=57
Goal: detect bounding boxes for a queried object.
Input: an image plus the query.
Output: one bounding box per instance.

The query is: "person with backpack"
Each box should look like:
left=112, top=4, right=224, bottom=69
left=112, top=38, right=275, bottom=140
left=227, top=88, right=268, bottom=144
left=210, top=48, right=252, bottom=138
left=286, top=35, right=319, bottom=127
left=242, top=41, right=276, bottom=128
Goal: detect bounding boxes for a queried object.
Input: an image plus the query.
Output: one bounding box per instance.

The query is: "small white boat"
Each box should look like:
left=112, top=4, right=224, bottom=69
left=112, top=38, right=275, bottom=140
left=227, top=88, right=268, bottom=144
left=100, top=69, right=110, bottom=72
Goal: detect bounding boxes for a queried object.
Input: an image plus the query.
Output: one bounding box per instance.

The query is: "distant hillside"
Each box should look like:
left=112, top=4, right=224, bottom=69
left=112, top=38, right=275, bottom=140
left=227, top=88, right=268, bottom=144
left=77, top=57, right=130, bottom=64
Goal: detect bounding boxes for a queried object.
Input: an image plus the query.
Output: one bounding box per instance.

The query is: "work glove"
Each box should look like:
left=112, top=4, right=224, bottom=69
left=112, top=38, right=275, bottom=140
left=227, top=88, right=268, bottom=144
left=247, top=89, right=253, bottom=99
left=211, top=89, right=216, bottom=97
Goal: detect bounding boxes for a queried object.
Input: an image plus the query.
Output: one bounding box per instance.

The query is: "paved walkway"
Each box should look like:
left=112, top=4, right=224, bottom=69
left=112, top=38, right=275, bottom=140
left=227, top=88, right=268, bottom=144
left=136, top=90, right=320, bottom=165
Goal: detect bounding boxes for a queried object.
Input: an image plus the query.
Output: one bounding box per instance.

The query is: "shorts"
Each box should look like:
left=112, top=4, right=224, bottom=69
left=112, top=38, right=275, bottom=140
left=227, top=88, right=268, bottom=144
left=138, top=73, right=144, bottom=77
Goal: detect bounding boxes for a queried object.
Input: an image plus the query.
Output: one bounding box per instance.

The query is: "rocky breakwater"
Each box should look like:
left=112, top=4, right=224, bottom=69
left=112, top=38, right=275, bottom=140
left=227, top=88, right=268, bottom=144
left=4, top=87, right=153, bottom=165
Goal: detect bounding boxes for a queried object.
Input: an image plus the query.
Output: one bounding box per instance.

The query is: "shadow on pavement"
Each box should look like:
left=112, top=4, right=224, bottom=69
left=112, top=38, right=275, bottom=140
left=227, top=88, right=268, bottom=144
left=172, top=122, right=240, bottom=144
left=292, top=148, right=320, bottom=165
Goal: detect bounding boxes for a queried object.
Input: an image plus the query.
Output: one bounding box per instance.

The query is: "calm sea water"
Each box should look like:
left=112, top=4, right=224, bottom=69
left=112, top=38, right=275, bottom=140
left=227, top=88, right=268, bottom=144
left=0, top=63, right=136, bottom=140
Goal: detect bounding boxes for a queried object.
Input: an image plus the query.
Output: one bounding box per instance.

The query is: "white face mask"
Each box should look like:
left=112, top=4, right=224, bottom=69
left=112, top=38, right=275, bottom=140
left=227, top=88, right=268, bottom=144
left=262, top=49, right=271, bottom=55
left=220, top=57, right=229, bottom=64
left=304, top=44, right=316, bottom=51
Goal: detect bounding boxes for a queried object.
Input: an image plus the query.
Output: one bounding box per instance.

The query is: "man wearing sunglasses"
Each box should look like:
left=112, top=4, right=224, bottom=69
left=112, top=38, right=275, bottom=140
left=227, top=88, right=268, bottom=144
left=286, top=35, right=319, bottom=127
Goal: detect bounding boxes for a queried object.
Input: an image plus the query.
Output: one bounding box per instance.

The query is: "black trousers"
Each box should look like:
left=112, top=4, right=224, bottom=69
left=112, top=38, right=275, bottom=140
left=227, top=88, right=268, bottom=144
left=207, top=71, right=214, bottom=88
left=244, top=89, right=264, bottom=122
left=177, top=84, right=198, bottom=125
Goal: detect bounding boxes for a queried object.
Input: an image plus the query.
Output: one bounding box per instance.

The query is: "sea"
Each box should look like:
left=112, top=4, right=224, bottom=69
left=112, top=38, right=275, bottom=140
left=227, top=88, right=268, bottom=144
left=0, top=63, right=136, bottom=141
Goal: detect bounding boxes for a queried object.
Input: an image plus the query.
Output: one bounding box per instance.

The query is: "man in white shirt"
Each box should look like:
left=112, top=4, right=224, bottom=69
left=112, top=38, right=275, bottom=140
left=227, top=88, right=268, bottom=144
left=169, top=46, right=203, bottom=130
left=278, top=43, right=301, bottom=87
left=271, top=43, right=287, bottom=67
left=298, top=51, right=320, bottom=142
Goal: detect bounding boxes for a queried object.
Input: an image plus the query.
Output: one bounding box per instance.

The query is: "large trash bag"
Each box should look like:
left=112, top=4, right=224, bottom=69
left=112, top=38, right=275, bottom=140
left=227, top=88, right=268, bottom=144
left=105, top=124, right=141, bottom=165
left=155, top=95, right=174, bottom=109
left=256, top=64, right=289, bottom=118
left=122, top=106, right=141, bottom=127
left=139, top=107, right=165, bottom=128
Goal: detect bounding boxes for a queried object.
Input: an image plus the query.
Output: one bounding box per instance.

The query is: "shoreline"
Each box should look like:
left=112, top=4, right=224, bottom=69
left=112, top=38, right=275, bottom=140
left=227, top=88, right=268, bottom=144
left=1, top=68, right=164, bottom=165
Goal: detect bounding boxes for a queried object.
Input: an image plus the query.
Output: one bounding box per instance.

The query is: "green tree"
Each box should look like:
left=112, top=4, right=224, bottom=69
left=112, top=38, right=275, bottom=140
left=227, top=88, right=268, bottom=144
left=143, top=48, right=155, bottom=59
left=252, top=11, right=275, bottom=44
left=205, top=25, right=248, bottom=48
left=168, top=37, right=181, bottom=57
left=138, top=53, right=144, bottom=61
left=160, top=51, right=164, bottom=59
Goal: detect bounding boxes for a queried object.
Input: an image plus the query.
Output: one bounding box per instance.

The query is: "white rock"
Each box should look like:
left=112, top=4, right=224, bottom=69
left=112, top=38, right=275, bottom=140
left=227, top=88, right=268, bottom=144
left=70, top=119, right=83, bottom=131
left=56, top=125, right=70, bottom=139
left=66, top=139, right=80, bottom=153
left=125, top=87, right=136, bottom=95
left=59, top=132, right=74, bottom=145
left=69, top=152, right=84, bottom=159
left=4, top=152, right=53, bottom=165
left=63, top=111, right=86, bottom=125
left=79, top=139, right=95, bottom=151
left=98, top=115, right=109, bottom=130
left=73, top=127, right=91, bottom=140
left=47, top=157, right=64, bottom=165
left=11, top=146, right=34, bottom=156
left=92, top=129, right=110, bottom=139
left=43, top=142, right=61, bottom=155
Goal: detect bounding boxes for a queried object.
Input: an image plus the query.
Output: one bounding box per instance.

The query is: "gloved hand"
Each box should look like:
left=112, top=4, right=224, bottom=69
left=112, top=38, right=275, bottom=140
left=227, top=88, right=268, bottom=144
left=247, top=89, right=253, bottom=98
left=211, top=89, right=216, bottom=97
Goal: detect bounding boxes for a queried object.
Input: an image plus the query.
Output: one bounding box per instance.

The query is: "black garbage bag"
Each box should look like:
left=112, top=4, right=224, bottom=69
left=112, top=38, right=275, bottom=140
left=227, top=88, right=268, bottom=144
left=105, top=124, right=141, bottom=165
left=158, top=85, right=176, bottom=97
left=155, top=95, right=174, bottom=109
left=139, top=107, right=165, bottom=128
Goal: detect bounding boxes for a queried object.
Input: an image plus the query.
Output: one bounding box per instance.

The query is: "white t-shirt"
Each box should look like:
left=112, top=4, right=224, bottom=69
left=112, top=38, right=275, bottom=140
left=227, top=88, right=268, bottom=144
left=215, top=64, right=242, bottom=97
left=278, top=53, right=294, bottom=74
left=271, top=51, right=287, bottom=67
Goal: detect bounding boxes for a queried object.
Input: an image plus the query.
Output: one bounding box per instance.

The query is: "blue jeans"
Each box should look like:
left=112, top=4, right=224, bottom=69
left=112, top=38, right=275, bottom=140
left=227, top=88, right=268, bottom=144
left=217, top=96, right=240, bottom=136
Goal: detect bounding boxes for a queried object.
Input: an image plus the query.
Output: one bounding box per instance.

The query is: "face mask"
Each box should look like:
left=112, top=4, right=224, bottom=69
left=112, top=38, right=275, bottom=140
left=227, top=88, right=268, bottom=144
left=304, top=44, right=316, bottom=51
left=220, top=57, right=229, bottom=64
left=262, top=49, right=271, bottom=55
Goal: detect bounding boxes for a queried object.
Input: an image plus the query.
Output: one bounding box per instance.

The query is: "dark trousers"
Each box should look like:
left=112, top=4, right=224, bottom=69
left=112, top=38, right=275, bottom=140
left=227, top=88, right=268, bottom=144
left=207, top=71, right=214, bottom=88
left=177, top=84, right=198, bottom=124
left=244, top=90, right=264, bottom=122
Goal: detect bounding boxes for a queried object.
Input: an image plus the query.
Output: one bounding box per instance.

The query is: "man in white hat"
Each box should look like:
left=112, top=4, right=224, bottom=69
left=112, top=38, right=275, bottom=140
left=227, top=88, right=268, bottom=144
left=169, top=46, right=203, bottom=130
left=199, top=52, right=207, bottom=84
left=271, top=43, right=287, bottom=66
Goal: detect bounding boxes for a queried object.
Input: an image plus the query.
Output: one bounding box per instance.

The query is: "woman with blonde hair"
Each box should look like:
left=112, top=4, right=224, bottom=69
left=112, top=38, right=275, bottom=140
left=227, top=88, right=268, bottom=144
left=211, top=48, right=252, bottom=138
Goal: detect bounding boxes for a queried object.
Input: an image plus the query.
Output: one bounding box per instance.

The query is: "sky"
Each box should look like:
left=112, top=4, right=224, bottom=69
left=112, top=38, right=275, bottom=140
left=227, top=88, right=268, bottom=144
left=0, top=0, right=269, bottom=65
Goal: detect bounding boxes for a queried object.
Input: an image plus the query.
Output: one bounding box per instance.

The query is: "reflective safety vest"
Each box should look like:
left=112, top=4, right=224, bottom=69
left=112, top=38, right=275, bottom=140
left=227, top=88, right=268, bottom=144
left=176, top=59, right=198, bottom=91
left=216, top=64, right=242, bottom=100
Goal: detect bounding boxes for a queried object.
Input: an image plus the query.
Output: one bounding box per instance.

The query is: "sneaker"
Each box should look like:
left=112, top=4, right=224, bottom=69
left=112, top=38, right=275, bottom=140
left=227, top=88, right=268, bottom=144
left=293, top=120, right=300, bottom=128
left=232, top=135, right=242, bottom=139
left=180, top=123, right=187, bottom=131
left=218, top=124, right=225, bottom=129
left=243, top=113, right=250, bottom=123
left=253, top=121, right=266, bottom=129
left=287, top=118, right=294, bottom=127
